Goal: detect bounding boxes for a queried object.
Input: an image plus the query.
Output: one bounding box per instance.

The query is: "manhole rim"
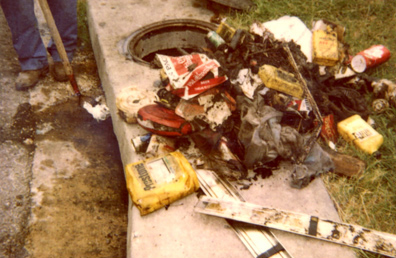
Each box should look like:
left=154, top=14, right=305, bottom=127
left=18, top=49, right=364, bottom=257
left=121, top=19, right=217, bottom=66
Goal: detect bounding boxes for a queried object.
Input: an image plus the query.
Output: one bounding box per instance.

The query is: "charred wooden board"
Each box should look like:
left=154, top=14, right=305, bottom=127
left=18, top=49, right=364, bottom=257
left=195, top=196, right=396, bottom=257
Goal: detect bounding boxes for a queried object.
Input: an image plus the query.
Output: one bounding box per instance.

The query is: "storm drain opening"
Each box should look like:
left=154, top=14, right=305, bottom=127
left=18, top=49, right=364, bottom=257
left=122, top=19, right=217, bottom=66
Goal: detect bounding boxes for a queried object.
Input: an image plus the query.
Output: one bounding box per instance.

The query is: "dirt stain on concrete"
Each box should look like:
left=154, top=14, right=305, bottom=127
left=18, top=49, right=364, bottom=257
left=25, top=101, right=128, bottom=258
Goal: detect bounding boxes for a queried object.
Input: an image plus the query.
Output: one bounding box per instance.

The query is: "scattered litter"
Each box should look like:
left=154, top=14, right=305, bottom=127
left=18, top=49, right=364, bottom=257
left=116, top=87, right=157, bottom=123
left=137, top=104, right=193, bottom=137
left=351, top=45, right=391, bottom=73
left=146, top=134, right=176, bottom=156
left=291, top=140, right=335, bottom=189
left=125, top=151, right=200, bottom=216
left=230, top=68, right=261, bottom=99
left=258, top=64, right=304, bottom=99
left=83, top=96, right=110, bottom=122
left=372, top=78, right=396, bottom=108
left=120, top=15, right=393, bottom=203
left=337, top=114, right=384, bottom=155
left=312, top=22, right=339, bottom=66
left=36, top=122, right=54, bottom=135
left=131, top=133, right=152, bottom=153
left=23, top=138, right=34, bottom=145
left=372, top=98, right=389, bottom=113
left=250, top=16, right=313, bottom=62
left=324, top=147, right=366, bottom=177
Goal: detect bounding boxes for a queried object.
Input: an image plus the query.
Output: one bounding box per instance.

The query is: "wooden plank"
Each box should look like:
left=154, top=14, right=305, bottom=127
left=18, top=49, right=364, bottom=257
left=195, top=196, right=396, bottom=257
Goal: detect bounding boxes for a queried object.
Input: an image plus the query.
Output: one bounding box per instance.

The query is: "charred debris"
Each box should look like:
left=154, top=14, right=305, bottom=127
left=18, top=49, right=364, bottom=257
left=118, top=18, right=392, bottom=189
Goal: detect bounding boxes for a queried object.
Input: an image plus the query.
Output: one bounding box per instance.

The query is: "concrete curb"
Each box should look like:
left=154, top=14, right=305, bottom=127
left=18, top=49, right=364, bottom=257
left=86, top=1, right=356, bottom=257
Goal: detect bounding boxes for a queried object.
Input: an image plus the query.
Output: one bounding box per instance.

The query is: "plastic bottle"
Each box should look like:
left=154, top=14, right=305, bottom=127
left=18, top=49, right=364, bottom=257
left=337, top=115, right=383, bottom=155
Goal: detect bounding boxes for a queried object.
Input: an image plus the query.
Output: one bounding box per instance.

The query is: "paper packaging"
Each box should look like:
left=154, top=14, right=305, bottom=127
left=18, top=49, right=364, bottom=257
left=156, top=54, right=226, bottom=100
left=156, top=54, right=220, bottom=89
left=125, top=151, right=200, bottom=216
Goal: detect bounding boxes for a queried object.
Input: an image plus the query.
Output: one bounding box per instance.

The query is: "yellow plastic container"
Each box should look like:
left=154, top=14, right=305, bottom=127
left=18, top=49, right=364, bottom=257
left=337, top=115, right=383, bottom=154
left=258, top=64, right=305, bottom=99
left=125, top=151, right=200, bottom=216
left=312, top=29, right=339, bottom=66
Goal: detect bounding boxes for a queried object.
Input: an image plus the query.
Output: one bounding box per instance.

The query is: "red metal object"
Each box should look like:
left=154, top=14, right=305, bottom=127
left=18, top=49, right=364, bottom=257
left=137, top=104, right=192, bottom=137
left=351, top=45, right=391, bottom=73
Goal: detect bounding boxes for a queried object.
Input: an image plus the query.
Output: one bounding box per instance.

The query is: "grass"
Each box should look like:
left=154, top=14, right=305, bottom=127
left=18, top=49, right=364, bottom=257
left=224, top=1, right=396, bottom=257
left=77, top=0, right=92, bottom=52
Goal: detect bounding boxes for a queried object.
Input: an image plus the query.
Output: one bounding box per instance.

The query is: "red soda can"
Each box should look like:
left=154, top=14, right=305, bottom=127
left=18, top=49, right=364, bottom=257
left=351, top=45, right=391, bottom=73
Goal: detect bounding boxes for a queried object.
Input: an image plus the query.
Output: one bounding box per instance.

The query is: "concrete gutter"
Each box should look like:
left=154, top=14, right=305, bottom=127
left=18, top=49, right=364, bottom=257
left=86, top=0, right=356, bottom=257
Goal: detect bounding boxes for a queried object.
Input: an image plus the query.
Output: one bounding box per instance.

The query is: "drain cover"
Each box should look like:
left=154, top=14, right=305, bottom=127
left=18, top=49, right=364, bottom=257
left=122, top=19, right=217, bottom=66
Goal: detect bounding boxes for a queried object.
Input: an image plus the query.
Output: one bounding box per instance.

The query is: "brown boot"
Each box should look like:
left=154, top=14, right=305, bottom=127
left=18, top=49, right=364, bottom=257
left=15, top=67, right=49, bottom=91
left=51, top=62, right=68, bottom=82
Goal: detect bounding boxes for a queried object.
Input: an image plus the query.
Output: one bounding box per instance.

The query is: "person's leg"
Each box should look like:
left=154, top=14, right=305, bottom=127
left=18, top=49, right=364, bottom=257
left=1, top=0, right=49, bottom=90
left=0, top=0, right=49, bottom=71
left=46, top=0, right=78, bottom=63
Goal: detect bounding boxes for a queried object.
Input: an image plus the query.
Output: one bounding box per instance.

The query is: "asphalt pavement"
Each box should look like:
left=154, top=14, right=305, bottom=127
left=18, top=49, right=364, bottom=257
left=0, top=8, right=34, bottom=257
left=0, top=5, right=128, bottom=258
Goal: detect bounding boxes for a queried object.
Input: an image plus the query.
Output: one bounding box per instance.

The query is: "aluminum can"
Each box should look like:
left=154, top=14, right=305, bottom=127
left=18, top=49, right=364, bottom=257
left=207, top=31, right=226, bottom=48
left=351, top=45, right=391, bottom=73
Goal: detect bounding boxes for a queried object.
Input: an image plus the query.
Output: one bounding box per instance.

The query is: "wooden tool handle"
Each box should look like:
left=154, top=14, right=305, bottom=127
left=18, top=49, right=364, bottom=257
left=37, top=0, right=73, bottom=76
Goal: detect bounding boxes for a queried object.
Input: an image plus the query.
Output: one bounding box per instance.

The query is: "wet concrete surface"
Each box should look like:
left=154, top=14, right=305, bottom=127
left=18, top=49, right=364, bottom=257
left=0, top=6, right=128, bottom=258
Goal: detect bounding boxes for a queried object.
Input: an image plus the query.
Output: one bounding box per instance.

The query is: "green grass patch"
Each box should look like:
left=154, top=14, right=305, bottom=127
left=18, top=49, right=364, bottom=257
left=77, top=0, right=92, bottom=52
left=228, top=0, right=396, bottom=80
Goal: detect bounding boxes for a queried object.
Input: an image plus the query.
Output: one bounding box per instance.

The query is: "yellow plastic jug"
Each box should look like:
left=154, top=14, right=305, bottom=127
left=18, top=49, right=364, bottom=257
left=337, top=115, right=383, bottom=155
left=125, top=151, right=200, bottom=216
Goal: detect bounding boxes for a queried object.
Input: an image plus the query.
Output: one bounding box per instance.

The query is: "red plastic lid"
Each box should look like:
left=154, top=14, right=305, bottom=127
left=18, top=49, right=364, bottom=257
left=137, top=104, right=192, bottom=137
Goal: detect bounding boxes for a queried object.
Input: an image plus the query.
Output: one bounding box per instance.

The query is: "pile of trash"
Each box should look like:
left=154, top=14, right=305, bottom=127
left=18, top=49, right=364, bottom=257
left=117, top=16, right=393, bottom=198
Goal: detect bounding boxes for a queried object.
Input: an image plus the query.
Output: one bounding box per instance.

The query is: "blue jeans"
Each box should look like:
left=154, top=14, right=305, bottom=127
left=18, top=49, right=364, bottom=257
left=0, top=0, right=77, bottom=71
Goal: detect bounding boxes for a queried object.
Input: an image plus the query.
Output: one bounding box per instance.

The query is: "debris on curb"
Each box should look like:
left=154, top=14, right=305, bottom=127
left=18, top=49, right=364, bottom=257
left=119, top=15, right=393, bottom=214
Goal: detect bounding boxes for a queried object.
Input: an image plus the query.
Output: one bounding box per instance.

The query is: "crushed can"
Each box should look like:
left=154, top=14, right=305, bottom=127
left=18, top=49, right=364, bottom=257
left=207, top=31, right=226, bottom=49
left=337, top=114, right=383, bottom=155
left=350, top=45, right=391, bottom=73
left=258, top=64, right=305, bottom=99
left=319, top=114, right=338, bottom=143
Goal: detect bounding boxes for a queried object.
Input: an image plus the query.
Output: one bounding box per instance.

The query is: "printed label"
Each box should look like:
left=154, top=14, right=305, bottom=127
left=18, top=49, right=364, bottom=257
left=363, top=46, right=385, bottom=59
left=146, top=157, right=176, bottom=185
left=134, top=163, right=155, bottom=191
left=352, top=128, right=374, bottom=141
